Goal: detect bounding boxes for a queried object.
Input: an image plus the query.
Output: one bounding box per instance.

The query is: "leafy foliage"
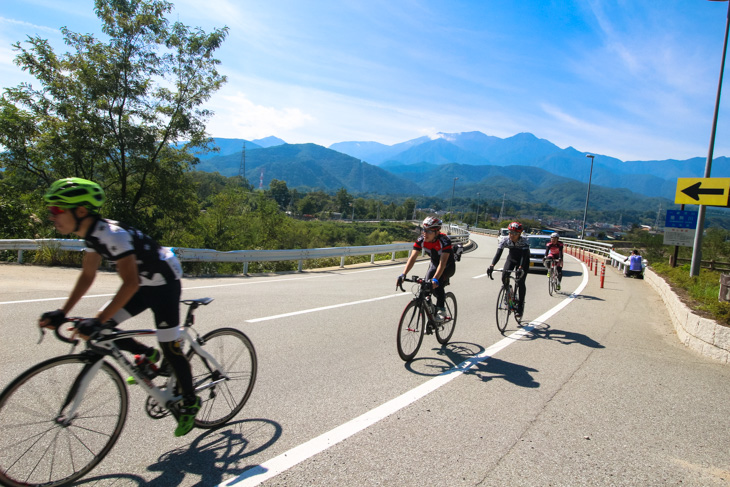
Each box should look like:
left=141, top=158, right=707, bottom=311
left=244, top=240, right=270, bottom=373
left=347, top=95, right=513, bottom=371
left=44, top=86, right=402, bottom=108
left=0, top=0, right=228, bottom=232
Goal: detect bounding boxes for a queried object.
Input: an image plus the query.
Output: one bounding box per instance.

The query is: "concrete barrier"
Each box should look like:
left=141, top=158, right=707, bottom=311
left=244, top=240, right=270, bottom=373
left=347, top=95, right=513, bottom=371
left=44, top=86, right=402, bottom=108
left=645, top=267, right=730, bottom=364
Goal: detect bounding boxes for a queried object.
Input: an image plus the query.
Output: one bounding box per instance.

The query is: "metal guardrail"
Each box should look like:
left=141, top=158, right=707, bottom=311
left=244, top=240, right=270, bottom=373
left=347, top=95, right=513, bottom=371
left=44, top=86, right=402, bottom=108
left=0, top=224, right=470, bottom=274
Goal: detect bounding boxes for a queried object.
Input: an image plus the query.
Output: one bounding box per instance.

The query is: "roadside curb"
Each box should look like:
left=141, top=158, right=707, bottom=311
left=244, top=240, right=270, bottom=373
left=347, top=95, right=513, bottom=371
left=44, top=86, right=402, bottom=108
left=645, top=267, right=730, bottom=364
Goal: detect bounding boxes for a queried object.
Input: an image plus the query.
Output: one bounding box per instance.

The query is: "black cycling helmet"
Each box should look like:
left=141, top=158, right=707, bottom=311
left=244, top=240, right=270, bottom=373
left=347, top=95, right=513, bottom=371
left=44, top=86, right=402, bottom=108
left=422, top=216, right=443, bottom=230
left=508, top=221, right=523, bottom=233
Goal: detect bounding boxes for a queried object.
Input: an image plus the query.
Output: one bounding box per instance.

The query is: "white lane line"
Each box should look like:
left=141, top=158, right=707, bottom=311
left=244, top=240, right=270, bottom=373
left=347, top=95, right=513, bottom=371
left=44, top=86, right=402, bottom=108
left=218, top=261, right=590, bottom=487
left=246, top=293, right=408, bottom=323
left=1, top=261, right=423, bottom=306
left=0, top=294, right=115, bottom=305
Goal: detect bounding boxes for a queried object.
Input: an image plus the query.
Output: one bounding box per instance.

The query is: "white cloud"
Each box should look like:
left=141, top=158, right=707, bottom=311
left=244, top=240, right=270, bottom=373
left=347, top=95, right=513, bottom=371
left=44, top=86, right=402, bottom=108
left=206, top=91, right=315, bottom=141
left=0, top=16, right=59, bottom=34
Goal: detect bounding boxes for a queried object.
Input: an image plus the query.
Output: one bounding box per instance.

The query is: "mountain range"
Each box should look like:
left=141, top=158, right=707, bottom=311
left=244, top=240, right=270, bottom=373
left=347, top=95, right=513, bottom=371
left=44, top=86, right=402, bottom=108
left=191, top=131, right=730, bottom=211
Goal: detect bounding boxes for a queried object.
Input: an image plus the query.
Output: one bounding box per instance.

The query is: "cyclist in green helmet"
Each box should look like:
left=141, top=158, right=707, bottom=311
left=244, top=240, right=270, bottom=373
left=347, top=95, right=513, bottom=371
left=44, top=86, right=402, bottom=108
left=38, top=177, right=200, bottom=437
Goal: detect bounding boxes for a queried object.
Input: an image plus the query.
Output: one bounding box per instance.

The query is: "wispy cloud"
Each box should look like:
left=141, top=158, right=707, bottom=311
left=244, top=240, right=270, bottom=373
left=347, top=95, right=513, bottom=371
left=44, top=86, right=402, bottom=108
left=0, top=16, right=58, bottom=34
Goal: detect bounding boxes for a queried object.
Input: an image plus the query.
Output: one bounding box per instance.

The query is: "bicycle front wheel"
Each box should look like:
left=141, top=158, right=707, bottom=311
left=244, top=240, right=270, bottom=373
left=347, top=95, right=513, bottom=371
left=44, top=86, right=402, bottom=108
left=436, top=292, right=457, bottom=345
left=0, top=355, right=128, bottom=487
left=188, top=328, right=257, bottom=428
left=496, top=286, right=511, bottom=334
left=397, top=301, right=425, bottom=361
left=548, top=270, right=555, bottom=296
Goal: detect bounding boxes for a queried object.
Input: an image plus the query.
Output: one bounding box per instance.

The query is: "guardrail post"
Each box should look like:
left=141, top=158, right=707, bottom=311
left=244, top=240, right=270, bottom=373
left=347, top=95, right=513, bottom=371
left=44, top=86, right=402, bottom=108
left=243, top=262, right=249, bottom=275
left=391, top=251, right=396, bottom=261
left=370, top=254, right=375, bottom=264
left=18, top=250, right=23, bottom=264
left=340, top=256, right=346, bottom=268
left=298, top=260, right=304, bottom=272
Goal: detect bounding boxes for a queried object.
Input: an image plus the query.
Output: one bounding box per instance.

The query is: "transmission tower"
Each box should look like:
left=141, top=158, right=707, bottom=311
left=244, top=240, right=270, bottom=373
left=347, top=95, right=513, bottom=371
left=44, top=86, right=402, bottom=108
left=654, top=203, right=663, bottom=230
left=238, top=142, right=246, bottom=181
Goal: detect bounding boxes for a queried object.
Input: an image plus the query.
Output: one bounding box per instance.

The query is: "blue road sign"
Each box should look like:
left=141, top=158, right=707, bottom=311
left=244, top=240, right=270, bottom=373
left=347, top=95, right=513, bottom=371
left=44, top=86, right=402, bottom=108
left=665, top=209, right=698, bottom=229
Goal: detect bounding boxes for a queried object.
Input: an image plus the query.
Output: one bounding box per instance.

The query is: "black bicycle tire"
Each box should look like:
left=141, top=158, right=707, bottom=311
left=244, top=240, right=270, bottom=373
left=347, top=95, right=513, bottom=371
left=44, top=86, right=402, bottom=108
left=0, top=355, right=128, bottom=487
left=436, top=292, right=457, bottom=345
left=496, top=286, right=510, bottom=334
left=187, top=328, right=257, bottom=429
left=397, top=301, right=425, bottom=361
left=548, top=268, right=554, bottom=296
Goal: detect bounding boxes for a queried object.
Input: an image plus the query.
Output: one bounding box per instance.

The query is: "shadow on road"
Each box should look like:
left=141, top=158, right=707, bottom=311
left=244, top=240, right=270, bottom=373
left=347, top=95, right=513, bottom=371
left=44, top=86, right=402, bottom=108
left=464, top=357, right=539, bottom=388
left=524, top=322, right=605, bottom=348
left=79, top=418, right=282, bottom=487
left=405, top=341, right=485, bottom=376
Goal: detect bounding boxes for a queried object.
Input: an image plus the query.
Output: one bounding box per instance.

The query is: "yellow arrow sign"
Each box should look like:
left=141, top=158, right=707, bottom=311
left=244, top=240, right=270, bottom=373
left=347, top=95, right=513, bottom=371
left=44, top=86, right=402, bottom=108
left=675, top=178, right=730, bottom=206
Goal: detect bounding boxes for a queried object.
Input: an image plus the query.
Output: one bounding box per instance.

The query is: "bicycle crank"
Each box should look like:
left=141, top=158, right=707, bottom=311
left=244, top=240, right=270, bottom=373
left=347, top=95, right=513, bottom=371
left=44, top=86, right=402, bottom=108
left=145, top=396, right=170, bottom=419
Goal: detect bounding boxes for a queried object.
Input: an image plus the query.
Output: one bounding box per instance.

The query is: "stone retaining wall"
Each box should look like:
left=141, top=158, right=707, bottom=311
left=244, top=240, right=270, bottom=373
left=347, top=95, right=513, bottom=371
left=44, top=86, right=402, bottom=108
left=645, top=268, right=730, bottom=364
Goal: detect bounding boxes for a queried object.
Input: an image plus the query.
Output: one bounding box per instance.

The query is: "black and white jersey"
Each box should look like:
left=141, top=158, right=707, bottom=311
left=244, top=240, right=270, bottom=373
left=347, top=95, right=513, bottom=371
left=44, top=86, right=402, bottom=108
left=491, top=235, right=530, bottom=268
left=414, top=233, right=455, bottom=267
left=84, top=217, right=183, bottom=286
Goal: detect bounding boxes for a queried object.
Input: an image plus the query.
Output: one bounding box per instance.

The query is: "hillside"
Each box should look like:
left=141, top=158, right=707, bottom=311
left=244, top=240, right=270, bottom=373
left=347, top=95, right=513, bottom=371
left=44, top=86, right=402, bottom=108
left=195, top=143, right=422, bottom=195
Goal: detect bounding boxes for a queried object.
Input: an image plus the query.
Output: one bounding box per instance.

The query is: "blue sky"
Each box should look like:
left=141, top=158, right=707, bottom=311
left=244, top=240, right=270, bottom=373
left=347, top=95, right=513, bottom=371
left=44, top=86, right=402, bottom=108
left=2, top=0, right=730, bottom=162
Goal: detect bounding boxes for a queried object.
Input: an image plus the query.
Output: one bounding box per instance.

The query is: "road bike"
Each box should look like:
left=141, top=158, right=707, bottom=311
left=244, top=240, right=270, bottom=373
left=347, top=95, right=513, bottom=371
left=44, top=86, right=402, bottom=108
left=544, top=257, right=561, bottom=296
left=0, top=298, right=257, bottom=487
left=396, top=276, right=457, bottom=361
left=489, top=268, right=525, bottom=334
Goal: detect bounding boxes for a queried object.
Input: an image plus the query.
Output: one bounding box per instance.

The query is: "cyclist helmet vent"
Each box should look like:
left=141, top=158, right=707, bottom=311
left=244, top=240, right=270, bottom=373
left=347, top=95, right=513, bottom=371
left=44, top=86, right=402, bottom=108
left=551, top=232, right=559, bottom=238
left=422, top=216, right=443, bottom=230
left=507, top=221, right=523, bottom=233
left=44, top=177, right=106, bottom=211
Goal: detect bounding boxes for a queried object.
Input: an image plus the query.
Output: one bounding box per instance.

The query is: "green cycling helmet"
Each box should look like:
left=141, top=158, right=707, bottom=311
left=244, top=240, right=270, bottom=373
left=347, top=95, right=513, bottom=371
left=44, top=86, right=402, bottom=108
left=44, top=177, right=106, bottom=210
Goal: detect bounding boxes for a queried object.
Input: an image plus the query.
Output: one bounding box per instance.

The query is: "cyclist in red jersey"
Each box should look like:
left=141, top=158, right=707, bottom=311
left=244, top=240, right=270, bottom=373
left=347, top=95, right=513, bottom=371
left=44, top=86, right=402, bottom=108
left=397, top=216, right=456, bottom=322
left=543, top=232, right=564, bottom=290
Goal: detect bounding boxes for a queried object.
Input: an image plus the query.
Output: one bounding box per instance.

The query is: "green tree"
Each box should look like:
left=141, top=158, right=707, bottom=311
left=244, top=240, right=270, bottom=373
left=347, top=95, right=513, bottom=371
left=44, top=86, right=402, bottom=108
left=268, top=179, right=291, bottom=209
left=0, top=0, right=228, bottom=230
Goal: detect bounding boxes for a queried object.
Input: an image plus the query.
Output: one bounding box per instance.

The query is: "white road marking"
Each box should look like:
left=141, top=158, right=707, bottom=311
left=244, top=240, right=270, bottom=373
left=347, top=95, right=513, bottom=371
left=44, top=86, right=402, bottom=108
left=218, top=261, right=590, bottom=487
left=245, top=293, right=408, bottom=323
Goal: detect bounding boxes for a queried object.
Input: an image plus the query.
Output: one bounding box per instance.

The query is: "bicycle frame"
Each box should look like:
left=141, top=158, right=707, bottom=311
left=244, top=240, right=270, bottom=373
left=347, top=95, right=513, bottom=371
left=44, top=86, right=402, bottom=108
left=61, top=326, right=227, bottom=423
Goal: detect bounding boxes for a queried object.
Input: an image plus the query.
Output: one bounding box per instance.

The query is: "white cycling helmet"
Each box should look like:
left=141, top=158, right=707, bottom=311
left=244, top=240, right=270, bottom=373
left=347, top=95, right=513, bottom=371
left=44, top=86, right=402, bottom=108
left=422, top=216, right=442, bottom=230
left=551, top=232, right=559, bottom=238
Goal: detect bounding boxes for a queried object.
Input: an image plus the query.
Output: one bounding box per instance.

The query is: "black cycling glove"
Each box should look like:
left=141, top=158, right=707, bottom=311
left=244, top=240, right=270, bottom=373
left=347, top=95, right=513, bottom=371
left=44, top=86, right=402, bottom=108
left=76, top=318, right=103, bottom=337
left=486, top=266, right=494, bottom=279
left=41, top=309, right=66, bottom=328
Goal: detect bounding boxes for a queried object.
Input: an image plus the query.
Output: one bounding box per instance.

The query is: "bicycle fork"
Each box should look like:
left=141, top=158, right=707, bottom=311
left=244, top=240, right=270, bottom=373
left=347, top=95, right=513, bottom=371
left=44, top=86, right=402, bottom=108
left=56, top=358, right=105, bottom=426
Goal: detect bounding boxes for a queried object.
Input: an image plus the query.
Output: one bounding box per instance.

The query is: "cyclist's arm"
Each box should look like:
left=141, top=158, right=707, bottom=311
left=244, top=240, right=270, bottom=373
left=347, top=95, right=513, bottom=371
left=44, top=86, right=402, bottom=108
left=401, top=248, right=420, bottom=277
left=96, top=254, right=140, bottom=324
left=518, top=247, right=530, bottom=270
left=64, top=251, right=101, bottom=315
left=490, top=247, right=504, bottom=267
left=432, top=251, right=450, bottom=285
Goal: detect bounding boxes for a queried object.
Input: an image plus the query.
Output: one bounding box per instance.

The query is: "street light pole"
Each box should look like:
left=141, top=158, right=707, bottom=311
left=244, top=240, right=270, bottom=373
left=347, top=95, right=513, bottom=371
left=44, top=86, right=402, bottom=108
left=475, top=192, right=480, bottom=227
left=581, top=154, right=595, bottom=240
left=449, top=177, right=459, bottom=222
left=691, top=0, right=730, bottom=276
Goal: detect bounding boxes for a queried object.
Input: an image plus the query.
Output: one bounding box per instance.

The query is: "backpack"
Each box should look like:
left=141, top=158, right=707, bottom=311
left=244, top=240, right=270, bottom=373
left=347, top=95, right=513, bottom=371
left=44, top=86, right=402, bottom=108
left=453, top=243, right=464, bottom=262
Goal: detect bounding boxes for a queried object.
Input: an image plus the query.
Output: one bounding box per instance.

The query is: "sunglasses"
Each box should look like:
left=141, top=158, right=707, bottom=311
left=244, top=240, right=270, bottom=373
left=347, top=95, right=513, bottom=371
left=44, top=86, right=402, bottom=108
left=509, top=230, right=520, bottom=235
left=424, top=229, right=437, bottom=234
left=48, top=206, right=66, bottom=216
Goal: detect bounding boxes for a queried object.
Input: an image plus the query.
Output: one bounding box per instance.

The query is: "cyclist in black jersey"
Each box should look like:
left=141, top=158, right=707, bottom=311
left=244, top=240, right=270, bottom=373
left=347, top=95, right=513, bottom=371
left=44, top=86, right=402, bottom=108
left=397, top=216, right=456, bottom=322
left=487, top=221, right=530, bottom=320
left=38, top=178, right=200, bottom=437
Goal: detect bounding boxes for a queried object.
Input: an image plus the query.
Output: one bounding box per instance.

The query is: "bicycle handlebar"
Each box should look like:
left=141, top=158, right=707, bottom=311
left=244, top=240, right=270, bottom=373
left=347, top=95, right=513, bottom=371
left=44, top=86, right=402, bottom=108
left=397, top=275, right=432, bottom=293
left=38, top=318, right=82, bottom=346
left=491, top=268, right=525, bottom=280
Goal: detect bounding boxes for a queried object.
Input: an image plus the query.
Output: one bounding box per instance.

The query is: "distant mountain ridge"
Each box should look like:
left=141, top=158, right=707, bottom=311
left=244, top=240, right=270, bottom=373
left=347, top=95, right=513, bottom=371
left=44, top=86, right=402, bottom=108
left=190, top=131, right=729, bottom=211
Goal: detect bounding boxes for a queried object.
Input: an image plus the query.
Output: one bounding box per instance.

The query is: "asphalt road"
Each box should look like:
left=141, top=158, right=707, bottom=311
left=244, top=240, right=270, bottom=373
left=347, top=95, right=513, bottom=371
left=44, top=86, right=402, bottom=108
left=1, top=233, right=730, bottom=487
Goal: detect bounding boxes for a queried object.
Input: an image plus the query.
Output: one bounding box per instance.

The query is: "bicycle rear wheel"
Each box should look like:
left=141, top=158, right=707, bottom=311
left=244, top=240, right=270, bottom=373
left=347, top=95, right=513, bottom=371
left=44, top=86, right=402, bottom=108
left=436, top=292, right=457, bottom=345
left=496, top=286, right=511, bottom=334
left=187, top=328, right=257, bottom=428
left=0, top=355, right=127, bottom=487
left=397, top=301, right=425, bottom=361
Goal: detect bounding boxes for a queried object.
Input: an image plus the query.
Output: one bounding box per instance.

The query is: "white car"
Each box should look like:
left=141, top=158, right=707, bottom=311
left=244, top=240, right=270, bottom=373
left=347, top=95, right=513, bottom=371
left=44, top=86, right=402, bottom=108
left=526, top=234, right=552, bottom=271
